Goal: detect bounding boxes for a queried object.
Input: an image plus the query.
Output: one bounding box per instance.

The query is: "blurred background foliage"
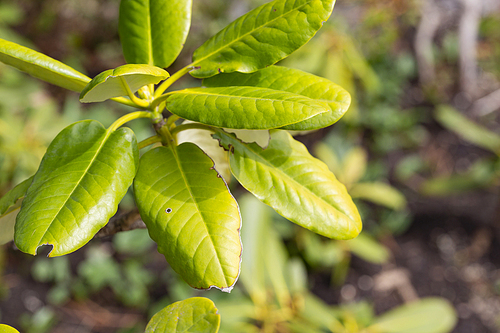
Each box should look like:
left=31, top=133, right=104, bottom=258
left=1, top=0, right=500, bottom=332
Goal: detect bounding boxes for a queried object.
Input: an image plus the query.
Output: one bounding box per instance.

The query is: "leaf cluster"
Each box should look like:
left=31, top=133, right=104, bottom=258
left=0, top=0, right=364, bottom=330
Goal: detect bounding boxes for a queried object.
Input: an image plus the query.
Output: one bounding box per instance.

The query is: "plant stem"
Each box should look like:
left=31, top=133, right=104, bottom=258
left=138, top=135, right=162, bottom=149
left=119, top=77, right=150, bottom=108
left=167, top=115, right=180, bottom=129
left=150, top=91, right=175, bottom=110
left=110, top=96, right=137, bottom=107
left=154, top=65, right=193, bottom=98
left=108, top=111, right=152, bottom=132
left=170, top=122, right=215, bottom=136
left=155, top=122, right=177, bottom=148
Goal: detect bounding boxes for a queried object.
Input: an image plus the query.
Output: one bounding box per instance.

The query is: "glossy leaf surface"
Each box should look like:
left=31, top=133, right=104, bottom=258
left=145, top=297, right=220, bottom=333
left=0, top=38, right=90, bottom=92
left=190, top=0, right=335, bottom=78
left=214, top=130, right=361, bottom=239
left=0, top=324, right=20, bottom=333
left=80, top=64, right=169, bottom=103
left=119, top=0, right=192, bottom=68
left=0, top=176, right=32, bottom=215
left=15, top=120, right=139, bottom=256
left=370, top=298, right=457, bottom=333
left=203, top=66, right=351, bottom=130
left=134, top=143, right=241, bottom=290
left=166, top=87, right=328, bottom=129
left=177, top=121, right=231, bottom=182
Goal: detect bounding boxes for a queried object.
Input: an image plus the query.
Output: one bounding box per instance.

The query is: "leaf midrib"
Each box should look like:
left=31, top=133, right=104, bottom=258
left=192, top=0, right=317, bottom=67
left=171, top=145, right=228, bottom=285
left=147, top=0, right=154, bottom=65
left=34, top=129, right=112, bottom=249
left=171, top=88, right=327, bottom=108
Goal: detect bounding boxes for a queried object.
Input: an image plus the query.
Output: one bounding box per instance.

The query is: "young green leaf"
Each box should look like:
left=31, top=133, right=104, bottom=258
left=203, top=66, right=351, bottom=130
left=0, top=176, right=33, bottom=215
left=145, top=297, right=220, bottom=333
left=133, top=143, right=241, bottom=291
left=369, top=298, right=457, bottom=333
left=214, top=130, right=362, bottom=239
left=119, top=0, right=192, bottom=68
left=0, top=38, right=91, bottom=92
left=15, top=120, right=139, bottom=256
left=79, top=64, right=169, bottom=103
left=190, top=0, right=336, bottom=78
left=166, top=87, right=328, bottom=129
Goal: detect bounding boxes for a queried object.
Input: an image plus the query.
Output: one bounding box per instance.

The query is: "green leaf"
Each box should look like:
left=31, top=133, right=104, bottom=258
left=345, top=232, right=390, bottom=264
left=133, top=143, right=241, bottom=290
left=119, top=0, right=192, bottom=68
left=350, top=182, right=407, bottom=210
left=15, top=120, right=139, bottom=256
left=79, top=64, right=169, bottom=103
left=369, top=298, right=457, bottom=333
left=203, top=66, right=351, bottom=130
left=177, top=121, right=231, bottom=182
left=190, top=0, right=336, bottom=78
left=0, top=176, right=33, bottom=215
left=0, top=324, right=21, bottom=333
left=214, top=130, right=362, bottom=239
left=435, top=104, right=500, bottom=155
left=166, top=87, right=328, bottom=129
left=0, top=38, right=91, bottom=92
left=145, top=297, right=220, bottom=333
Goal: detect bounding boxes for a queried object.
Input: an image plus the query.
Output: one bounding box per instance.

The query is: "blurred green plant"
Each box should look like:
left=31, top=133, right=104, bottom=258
left=289, top=140, right=409, bottom=285
left=281, top=21, right=381, bottom=123
left=18, top=307, right=57, bottom=333
left=30, top=232, right=156, bottom=309
left=208, top=194, right=456, bottom=333
left=420, top=105, right=500, bottom=196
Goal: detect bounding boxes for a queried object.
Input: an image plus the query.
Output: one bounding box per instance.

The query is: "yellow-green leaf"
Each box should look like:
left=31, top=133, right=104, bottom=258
left=134, top=143, right=241, bottom=290
left=80, top=64, right=169, bottom=103
left=145, top=298, right=220, bottom=333
left=214, top=130, right=362, bottom=239
left=0, top=38, right=90, bottom=92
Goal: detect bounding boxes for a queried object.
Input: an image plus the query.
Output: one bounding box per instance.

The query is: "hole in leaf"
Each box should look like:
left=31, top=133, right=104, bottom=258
left=36, top=244, right=54, bottom=257
left=165, top=208, right=172, bottom=213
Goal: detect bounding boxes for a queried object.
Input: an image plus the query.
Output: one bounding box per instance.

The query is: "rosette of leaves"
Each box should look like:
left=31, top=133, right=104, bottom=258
left=0, top=0, right=361, bottom=326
